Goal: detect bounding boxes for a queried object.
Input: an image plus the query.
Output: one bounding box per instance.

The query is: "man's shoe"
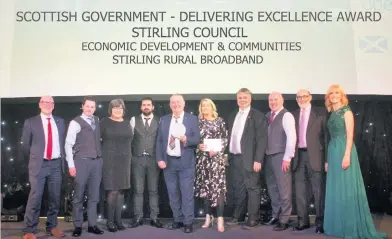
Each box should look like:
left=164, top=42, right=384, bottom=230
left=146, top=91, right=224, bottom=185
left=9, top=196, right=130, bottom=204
left=293, top=224, right=310, bottom=231
left=87, top=226, right=104, bottom=234
left=72, top=227, right=82, bottom=237
left=273, top=223, right=289, bottom=231
left=316, top=226, right=324, bottom=234
left=128, top=218, right=143, bottom=228
left=166, top=222, right=184, bottom=230
left=184, top=224, right=193, bottom=233
left=263, top=217, right=279, bottom=225
left=150, top=219, right=164, bottom=228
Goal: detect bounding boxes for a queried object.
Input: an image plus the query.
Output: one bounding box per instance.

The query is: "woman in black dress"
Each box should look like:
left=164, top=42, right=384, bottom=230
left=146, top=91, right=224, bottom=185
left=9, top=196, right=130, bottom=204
left=100, top=99, right=133, bottom=232
left=194, top=98, right=228, bottom=232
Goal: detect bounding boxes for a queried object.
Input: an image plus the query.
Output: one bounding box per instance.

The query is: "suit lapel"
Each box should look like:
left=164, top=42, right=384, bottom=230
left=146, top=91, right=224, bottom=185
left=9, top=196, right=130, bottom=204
left=35, top=115, right=45, bottom=142
left=294, top=109, right=300, bottom=133
left=306, top=109, right=316, bottom=136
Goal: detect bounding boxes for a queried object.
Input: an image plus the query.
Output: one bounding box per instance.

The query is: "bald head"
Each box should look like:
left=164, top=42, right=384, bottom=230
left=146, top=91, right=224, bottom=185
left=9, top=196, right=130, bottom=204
left=39, top=95, right=55, bottom=116
left=296, top=89, right=312, bottom=109
left=268, top=91, right=284, bottom=112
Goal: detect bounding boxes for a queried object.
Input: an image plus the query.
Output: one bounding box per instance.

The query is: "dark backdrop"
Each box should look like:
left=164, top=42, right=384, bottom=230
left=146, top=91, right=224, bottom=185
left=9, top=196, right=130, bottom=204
left=1, top=94, right=392, bottom=219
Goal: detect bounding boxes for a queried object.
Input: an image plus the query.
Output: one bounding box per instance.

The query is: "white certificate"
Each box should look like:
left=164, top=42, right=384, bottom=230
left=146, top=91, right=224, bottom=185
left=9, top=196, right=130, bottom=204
left=203, top=139, right=222, bottom=152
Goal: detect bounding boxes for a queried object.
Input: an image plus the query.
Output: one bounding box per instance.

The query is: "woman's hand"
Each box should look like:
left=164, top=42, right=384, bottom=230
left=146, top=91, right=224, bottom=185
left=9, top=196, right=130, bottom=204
left=325, top=163, right=328, bottom=172
left=209, top=151, right=218, bottom=157
left=342, top=155, right=350, bottom=170
left=199, top=144, right=207, bottom=151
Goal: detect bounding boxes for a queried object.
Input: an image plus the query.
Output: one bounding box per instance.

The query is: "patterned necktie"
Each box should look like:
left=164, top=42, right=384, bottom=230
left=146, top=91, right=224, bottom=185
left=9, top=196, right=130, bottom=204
left=169, top=116, right=179, bottom=150
left=144, top=117, right=150, bottom=131
left=46, top=118, right=53, bottom=160
left=299, top=109, right=307, bottom=147
left=269, top=112, right=275, bottom=124
left=88, top=117, right=96, bottom=130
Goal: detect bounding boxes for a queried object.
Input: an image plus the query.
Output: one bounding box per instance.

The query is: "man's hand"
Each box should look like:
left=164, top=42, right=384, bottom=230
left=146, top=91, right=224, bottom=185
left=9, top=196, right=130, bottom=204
left=253, top=162, right=262, bottom=172
left=69, top=167, right=76, bottom=177
left=282, top=160, right=291, bottom=172
left=179, top=135, right=187, bottom=144
left=158, top=161, right=167, bottom=169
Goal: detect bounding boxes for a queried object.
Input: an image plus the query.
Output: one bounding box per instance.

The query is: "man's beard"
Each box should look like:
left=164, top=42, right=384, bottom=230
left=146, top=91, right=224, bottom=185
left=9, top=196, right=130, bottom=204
left=142, top=110, right=152, bottom=116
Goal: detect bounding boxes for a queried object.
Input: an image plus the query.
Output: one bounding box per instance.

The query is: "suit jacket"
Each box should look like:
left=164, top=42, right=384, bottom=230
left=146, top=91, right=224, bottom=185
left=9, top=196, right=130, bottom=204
left=156, top=112, right=201, bottom=168
left=227, top=108, right=268, bottom=172
left=22, top=115, right=66, bottom=177
left=292, top=106, right=328, bottom=172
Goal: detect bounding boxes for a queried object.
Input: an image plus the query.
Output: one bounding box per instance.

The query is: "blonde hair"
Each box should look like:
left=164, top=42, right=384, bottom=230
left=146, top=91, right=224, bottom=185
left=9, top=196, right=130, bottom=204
left=198, top=98, right=218, bottom=119
left=325, top=84, right=349, bottom=112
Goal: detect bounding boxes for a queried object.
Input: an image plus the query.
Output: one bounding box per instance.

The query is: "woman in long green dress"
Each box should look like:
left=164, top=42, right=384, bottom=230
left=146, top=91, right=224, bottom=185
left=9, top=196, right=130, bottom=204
left=323, top=84, right=387, bottom=239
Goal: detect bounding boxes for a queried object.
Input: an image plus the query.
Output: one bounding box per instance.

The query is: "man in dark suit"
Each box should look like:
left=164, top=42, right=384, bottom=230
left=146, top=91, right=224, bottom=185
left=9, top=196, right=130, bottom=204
left=22, top=96, right=65, bottom=239
left=129, top=97, right=163, bottom=228
left=226, top=88, right=268, bottom=227
left=156, top=94, right=200, bottom=233
left=292, top=89, right=328, bottom=233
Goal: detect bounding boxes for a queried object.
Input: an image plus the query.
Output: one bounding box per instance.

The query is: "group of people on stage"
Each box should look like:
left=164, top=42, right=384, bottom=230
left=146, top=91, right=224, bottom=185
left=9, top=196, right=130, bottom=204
left=21, top=85, right=387, bottom=239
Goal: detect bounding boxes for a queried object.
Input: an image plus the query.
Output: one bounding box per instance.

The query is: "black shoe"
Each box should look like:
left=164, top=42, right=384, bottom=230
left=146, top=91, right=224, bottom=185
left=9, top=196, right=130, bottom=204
left=263, top=218, right=279, bottom=226
left=166, top=222, right=184, bottom=230
left=184, top=224, right=193, bottom=233
left=87, top=226, right=104, bottom=234
left=293, top=224, right=310, bottom=231
left=114, top=221, right=126, bottom=231
left=246, top=220, right=259, bottom=227
left=273, top=223, right=289, bottom=231
left=128, top=218, right=143, bottom=228
left=72, top=227, right=82, bottom=237
left=316, top=226, right=324, bottom=234
left=106, top=221, right=118, bottom=232
left=150, top=219, right=164, bottom=228
left=226, top=218, right=240, bottom=225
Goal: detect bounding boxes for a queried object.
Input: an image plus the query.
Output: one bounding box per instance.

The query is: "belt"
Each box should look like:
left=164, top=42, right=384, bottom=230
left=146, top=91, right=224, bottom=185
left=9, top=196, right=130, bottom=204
left=44, top=157, right=61, bottom=161
left=142, top=152, right=150, bottom=156
left=167, top=155, right=181, bottom=159
left=298, top=148, right=307, bottom=151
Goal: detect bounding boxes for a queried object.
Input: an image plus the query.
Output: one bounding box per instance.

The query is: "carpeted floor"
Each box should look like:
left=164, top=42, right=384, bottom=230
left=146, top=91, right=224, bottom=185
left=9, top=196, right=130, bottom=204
left=1, top=215, right=391, bottom=239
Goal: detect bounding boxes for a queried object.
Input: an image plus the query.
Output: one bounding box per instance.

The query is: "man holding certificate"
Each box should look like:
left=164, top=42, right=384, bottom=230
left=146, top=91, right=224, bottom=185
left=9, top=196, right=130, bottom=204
left=156, top=94, right=200, bottom=233
left=227, top=88, right=268, bottom=227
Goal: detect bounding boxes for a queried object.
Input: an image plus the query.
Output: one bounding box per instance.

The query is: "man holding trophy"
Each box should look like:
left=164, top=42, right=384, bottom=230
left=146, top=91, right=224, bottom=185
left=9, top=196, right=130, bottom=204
left=155, top=94, right=200, bottom=233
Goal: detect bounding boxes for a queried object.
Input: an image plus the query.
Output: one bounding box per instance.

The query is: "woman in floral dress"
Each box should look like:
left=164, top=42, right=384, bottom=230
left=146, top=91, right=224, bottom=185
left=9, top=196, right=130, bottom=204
left=194, top=98, right=228, bottom=232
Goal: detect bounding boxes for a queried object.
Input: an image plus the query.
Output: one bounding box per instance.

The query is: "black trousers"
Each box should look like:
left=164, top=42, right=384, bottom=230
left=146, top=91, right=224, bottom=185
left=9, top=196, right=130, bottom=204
left=132, top=155, right=160, bottom=220
left=294, top=149, right=324, bottom=226
left=228, top=154, right=261, bottom=221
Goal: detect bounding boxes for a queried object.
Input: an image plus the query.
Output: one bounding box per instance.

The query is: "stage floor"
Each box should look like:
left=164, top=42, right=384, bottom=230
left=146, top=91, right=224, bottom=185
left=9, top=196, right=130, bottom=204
left=1, top=215, right=391, bottom=239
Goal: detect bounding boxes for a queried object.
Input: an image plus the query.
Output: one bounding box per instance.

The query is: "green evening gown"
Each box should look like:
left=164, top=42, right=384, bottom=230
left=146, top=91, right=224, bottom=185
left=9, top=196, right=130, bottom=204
left=323, top=105, right=387, bottom=239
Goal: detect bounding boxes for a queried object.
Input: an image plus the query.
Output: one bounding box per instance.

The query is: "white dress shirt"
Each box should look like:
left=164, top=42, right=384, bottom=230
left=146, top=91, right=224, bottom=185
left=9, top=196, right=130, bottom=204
left=298, top=104, right=311, bottom=148
left=229, top=106, right=251, bottom=154
left=41, top=113, right=61, bottom=159
left=270, top=107, right=297, bottom=162
left=130, top=114, right=154, bottom=133
left=166, top=112, right=185, bottom=157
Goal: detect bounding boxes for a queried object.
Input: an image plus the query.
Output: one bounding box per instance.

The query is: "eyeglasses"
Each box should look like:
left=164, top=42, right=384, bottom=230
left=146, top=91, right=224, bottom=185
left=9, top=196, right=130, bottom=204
left=40, top=101, right=54, bottom=104
left=296, top=95, right=309, bottom=100
left=113, top=107, right=124, bottom=110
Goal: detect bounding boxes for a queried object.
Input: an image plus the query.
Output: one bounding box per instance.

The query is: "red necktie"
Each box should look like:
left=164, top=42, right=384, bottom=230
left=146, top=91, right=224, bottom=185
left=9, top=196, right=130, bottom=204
left=269, top=112, right=275, bottom=124
left=46, top=118, right=53, bottom=160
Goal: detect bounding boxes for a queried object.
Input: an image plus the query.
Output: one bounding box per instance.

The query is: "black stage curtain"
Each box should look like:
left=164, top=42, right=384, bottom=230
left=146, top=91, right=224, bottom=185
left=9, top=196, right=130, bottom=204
left=1, top=96, right=391, bottom=218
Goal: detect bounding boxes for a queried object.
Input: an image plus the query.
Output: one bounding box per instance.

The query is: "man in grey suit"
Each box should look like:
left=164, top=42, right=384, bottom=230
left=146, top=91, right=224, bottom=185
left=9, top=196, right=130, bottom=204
left=264, top=92, right=296, bottom=231
left=292, top=89, right=328, bottom=233
left=129, top=97, right=163, bottom=228
left=226, top=88, right=268, bottom=227
left=22, top=96, right=65, bottom=239
left=65, top=97, right=104, bottom=237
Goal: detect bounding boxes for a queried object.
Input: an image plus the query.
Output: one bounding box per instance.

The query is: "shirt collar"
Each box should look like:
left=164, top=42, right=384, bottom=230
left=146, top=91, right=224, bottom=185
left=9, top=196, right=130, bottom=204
left=40, top=113, right=53, bottom=120
left=172, top=111, right=185, bottom=119
left=239, top=106, right=251, bottom=114
left=141, top=113, right=154, bottom=119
